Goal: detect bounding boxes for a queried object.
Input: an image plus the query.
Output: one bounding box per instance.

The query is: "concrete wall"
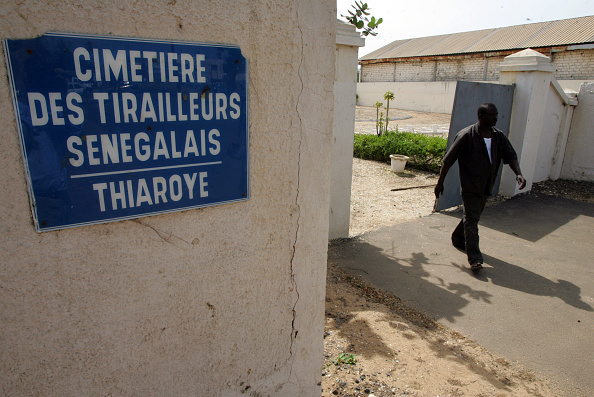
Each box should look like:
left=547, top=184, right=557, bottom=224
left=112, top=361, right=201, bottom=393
left=561, top=83, right=594, bottom=181
left=329, top=22, right=364, bottom=239
left=0, top=1, right=335, bottom=396
left=361, top=48, right=594, bottom=83
left=356, top=80, right=592, bottom=115
left=552, top=49, right=594, bottom=80
left=498, top=49, right=557, bottom=196
left=357, top=81, right=457, bottom=113
left=557, top=80, right=594, bottom=92
left=360, top=56, right=506, bottom=83
left=534, top=83, right=566, bottom=182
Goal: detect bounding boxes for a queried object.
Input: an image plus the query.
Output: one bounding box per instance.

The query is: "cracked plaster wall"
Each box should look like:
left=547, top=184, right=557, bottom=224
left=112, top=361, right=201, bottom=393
left=0, top=1, right=335, bottom=395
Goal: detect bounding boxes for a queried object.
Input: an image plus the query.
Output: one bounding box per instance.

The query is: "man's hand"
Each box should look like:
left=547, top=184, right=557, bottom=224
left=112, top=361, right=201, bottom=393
left=516, top=174, right=527, bottom=190
left=434, top=181, right=444, bottom=198
left=434, top=163, right=450, bottom=199
left=509, top=160, right=526, bottom=190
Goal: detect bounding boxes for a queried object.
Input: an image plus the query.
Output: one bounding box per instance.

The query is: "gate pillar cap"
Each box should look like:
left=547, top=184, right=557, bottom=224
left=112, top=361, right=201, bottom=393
left=499, top=48, right=556, bottom=73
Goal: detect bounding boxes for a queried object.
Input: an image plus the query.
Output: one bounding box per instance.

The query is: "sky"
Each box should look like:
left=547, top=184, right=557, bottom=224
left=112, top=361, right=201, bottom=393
left=336, top=0, right=594, bottom=56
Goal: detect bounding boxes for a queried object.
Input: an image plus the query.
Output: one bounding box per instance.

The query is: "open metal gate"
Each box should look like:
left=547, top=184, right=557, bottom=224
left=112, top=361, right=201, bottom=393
left=435, top=81, right=515, bottom=211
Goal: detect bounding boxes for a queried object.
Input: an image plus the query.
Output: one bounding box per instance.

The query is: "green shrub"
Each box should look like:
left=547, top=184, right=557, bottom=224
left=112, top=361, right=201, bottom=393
left=353, top=130, right=447, bottom=173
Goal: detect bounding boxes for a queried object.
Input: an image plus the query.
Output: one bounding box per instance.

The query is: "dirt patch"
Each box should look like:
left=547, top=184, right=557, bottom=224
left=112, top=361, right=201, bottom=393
left=323, top=260, right=559, bottom=396
left=321, top=110, right=592, bottom=396
left=532, top=179, right=594, bottom=203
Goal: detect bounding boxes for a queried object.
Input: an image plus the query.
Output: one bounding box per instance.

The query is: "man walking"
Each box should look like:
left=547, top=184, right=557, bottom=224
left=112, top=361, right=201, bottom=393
left=434, top=103, right=526, bottom=270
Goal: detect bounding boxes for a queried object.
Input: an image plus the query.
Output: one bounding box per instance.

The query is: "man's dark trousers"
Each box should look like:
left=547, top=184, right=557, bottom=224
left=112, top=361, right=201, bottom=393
left=451, top=193, right=489, bottom=265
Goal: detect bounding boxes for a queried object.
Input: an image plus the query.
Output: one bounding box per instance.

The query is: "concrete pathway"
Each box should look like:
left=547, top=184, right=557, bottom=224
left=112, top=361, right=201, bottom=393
left=329, top=193, right=594, bottom=396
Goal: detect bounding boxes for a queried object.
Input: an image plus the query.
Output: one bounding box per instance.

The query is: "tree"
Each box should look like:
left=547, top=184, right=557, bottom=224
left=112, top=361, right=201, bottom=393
left=383, top=91, right=394, bottom=131
left=342, top=1, right=383, bottom=36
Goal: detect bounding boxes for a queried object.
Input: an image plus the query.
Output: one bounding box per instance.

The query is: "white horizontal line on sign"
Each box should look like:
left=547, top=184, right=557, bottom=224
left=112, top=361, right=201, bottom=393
left=71, top=161, right=223, bottom=179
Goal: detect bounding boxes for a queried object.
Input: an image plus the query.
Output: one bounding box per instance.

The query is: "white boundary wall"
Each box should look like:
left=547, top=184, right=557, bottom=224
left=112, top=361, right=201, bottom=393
left=357, top=80, right=593, bottom=114
left=0, top=1, right=335, bottom=395
left=357, top=81, right=457, bottom=113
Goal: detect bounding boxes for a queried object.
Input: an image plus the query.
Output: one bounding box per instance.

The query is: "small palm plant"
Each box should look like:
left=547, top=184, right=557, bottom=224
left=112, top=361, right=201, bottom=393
left=374, top=101, right=383, bottom=136
left=383, top=91, right=394, bottom=131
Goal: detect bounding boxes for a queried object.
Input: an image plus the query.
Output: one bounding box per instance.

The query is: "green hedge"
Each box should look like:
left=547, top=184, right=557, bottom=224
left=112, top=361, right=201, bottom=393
left=353, top=131, right=447, bottom=173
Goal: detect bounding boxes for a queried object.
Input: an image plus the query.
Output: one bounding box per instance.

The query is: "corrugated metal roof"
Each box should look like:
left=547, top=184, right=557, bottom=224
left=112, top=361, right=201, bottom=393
left=467, top=23, right=550, bottom=53
left=380, top=34, right=452, bottom=58
left=524, top=16, right=594, bottom=47
left=361, top=15, right=594, bottom=61
left=420, top=29, right=497, bottom=56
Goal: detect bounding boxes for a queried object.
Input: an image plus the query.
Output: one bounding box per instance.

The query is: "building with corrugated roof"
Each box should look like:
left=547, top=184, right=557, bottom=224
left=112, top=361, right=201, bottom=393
left=360, top=15, right=594, bottom=83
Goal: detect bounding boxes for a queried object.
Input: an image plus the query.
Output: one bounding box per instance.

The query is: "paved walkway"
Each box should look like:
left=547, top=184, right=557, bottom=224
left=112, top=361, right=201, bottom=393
left=329, top=193, right=594, bottom=396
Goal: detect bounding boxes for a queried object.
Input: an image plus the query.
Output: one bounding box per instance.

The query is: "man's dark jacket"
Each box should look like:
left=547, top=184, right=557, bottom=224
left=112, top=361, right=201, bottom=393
left=443, top=123, right=518, bottom=196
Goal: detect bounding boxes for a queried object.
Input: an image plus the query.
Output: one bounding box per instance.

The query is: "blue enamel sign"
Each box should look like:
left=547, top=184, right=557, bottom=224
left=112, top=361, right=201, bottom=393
left=4, top=33, right=249, bottom=232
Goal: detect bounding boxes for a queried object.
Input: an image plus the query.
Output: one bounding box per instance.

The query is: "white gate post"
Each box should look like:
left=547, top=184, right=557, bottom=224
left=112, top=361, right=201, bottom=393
left=329, top=21, right=365, bottom=239
left=498, top=49, right=555, bottom=196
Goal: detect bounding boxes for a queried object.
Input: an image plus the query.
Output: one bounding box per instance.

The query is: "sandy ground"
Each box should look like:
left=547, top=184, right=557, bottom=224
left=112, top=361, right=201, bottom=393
left=354, top=106, right=452, bottom=136
left=349, top=159, right=438, bottom=237
left=321, top=108, right=594, bottom=396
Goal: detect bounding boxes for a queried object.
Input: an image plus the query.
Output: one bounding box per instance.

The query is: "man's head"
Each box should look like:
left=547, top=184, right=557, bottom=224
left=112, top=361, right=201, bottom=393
left=477, top=103, right=498, bottom=127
